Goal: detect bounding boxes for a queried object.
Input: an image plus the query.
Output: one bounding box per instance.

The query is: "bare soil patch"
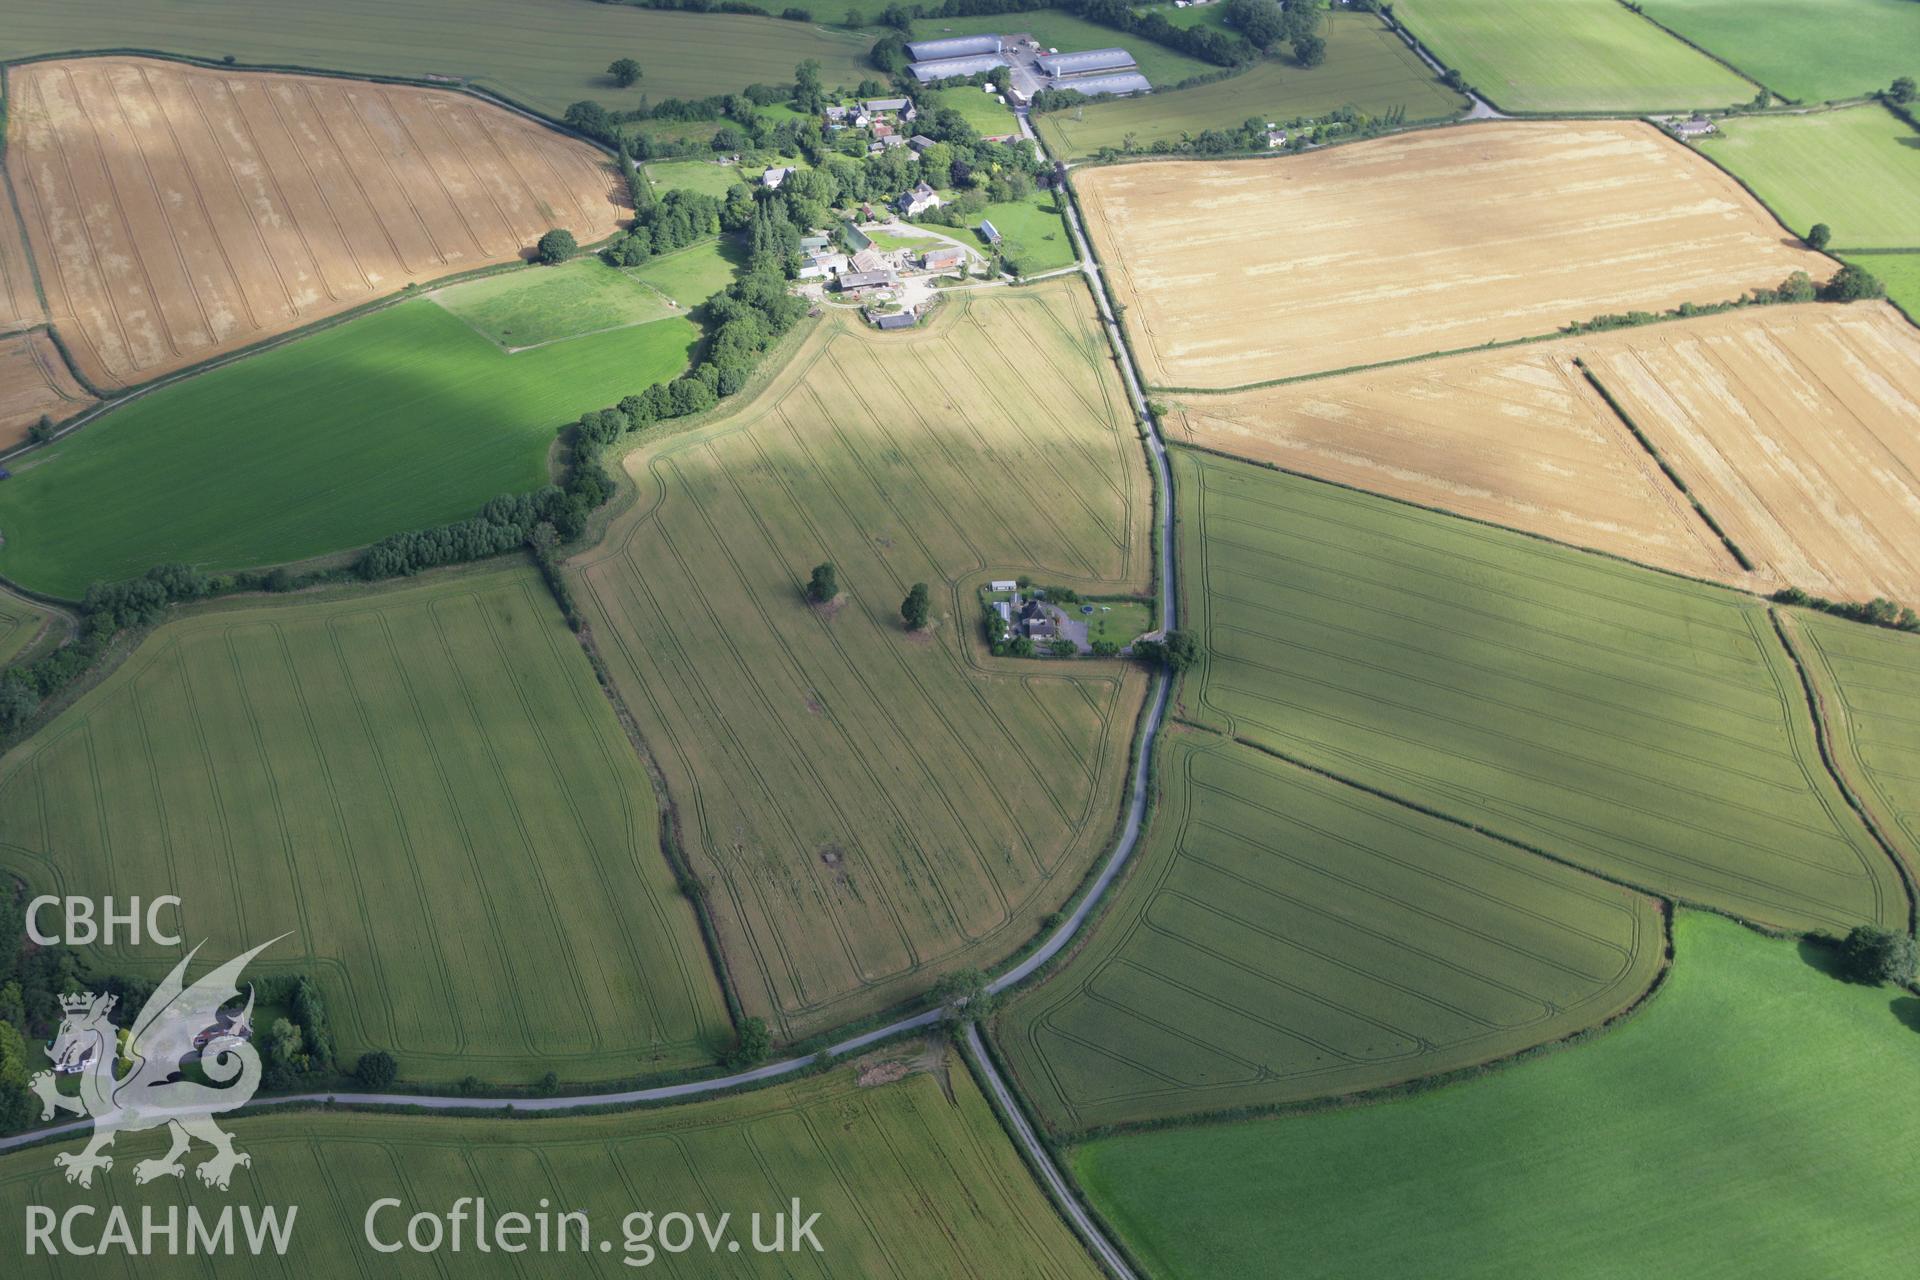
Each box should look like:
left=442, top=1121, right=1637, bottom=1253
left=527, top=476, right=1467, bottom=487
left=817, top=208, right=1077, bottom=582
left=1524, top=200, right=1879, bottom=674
left=1172, top=339, right=1747, bottom=585
left=1586, top=301, right=1920, bottom=604
left=0, top=329, right=96, bottom=448
left=1079, top=120, right=1827, bottom=389
left=7, top=57, right=623, bottom=388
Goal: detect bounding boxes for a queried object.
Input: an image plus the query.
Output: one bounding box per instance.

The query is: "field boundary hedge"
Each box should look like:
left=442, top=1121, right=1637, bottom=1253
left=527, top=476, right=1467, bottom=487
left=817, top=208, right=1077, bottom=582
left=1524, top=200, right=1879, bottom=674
left=1571, top=358, right=1755, bottom=570
left=1769, top=608, right=1920, bottom=934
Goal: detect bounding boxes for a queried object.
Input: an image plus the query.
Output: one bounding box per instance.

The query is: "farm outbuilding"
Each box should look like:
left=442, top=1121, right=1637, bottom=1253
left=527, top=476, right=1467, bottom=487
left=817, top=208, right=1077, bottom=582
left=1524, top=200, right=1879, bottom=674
left=1052, top=71, right=1151, bottom=97
left=1037, top=48, right=1137, bottom=77
left=906, top=34, right=1004, bottom=61
left=911, top=54, right=1012, bottom=83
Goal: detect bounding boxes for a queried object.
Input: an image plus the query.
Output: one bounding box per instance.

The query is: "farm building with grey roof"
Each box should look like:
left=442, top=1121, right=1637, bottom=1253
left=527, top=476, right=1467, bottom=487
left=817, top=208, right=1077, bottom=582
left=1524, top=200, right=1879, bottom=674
left=1054, top=71, right=1152, bottom=96
left=911, top=54, right=1011, bottom=83
left=1037, top=48, right=1136, bottom=77
left=906, top=34, right=1004, bottom=61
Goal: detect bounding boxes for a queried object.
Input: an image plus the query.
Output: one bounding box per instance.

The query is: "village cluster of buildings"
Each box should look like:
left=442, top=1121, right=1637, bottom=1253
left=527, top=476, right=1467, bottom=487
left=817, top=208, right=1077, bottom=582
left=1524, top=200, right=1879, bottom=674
left=905, top=33, right=1152, bottom=101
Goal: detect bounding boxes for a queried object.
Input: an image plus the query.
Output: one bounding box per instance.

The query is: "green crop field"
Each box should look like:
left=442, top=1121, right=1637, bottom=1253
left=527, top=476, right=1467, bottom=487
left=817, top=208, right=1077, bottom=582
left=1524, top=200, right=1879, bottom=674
left=1034, top=15, right=1467, bottom=159
left=0, top=0, right=876, bottom=120
left=1638, top=0, right=1920, bottom=103
left=0, top=1043, right=1101, bottom=1277
left=1177, top=449, right=1905, bottom=935
left=1392, top=0, right=1754, bottom=112
left=0, top=590, right=51, bottom=667
left=1849, top=252, right=1920, bottom=320
left=1791, top=610, right=1920, bottom=880
left=645, top=158, right=752, bottom=199
left=571, top=280, right=1153, bottom=1039
left=925, top=11, right=1215, bottom=86
left=1707, top=105, right=1920, bottom=249
left=626, top=237, right=747, bottom=306
left=997, top=732, right=1663, bottom=1132
left=433, top=260, right=677, bottom=349
left=928, top=85, right=1020, bottom=137
left=1070, top=912, right=1920, bottom=1279
left=0, top=566, right=730, bottom=1082
left=0, top=297, right=698, bottom=598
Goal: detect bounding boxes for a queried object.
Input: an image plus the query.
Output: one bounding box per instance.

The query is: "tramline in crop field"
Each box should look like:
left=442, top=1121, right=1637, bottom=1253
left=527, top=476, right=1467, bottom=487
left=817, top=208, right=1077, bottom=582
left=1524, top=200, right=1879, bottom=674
left=1177, top=448, right=1906, bottom=936
left=1078, top=121, right=1827, bottom=389
left=8, top=57, right=625, bottom=387
left=0, top=330, right=93, bottom=448
left=571, top=282, right=1153, bottom=1040
left=996, top=731, right=1663, bottom=1132
left=0, top=566, right=730, bottom=1082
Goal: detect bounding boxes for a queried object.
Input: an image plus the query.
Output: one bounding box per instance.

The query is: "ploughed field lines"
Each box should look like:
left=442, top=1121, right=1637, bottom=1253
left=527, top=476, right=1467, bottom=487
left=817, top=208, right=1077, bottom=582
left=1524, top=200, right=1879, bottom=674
left=0, top=1045, right=1101, bottom=1279
left=1077, top=121, right=1826, bottom=389
left=996, top=733, right=1661, bottom=1131
left=0, top=329, right=94, bottom=449
left=0, top=568, right=728, bottom=1080
left=1794, top=613, right=1920, bottom=880
left=1178, top=450, right=1905, bottom=935
left=572, top=285, right=1151, bottom=1040
left=7, top=57, right=621, bottom=387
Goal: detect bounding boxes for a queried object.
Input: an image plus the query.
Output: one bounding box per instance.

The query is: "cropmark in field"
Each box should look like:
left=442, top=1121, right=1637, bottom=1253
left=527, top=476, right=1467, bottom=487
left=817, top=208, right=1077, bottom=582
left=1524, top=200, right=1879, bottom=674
left=0, top=566, right=730, bottom=1082
left=1176, top=449, right=1905, bottom=936
left=1391, top=0, right=1755, bottom=113
left=571, top=281, right=1153, bottom=1040
left=0, top=329, right=94, bottom=448
left=0, top=1043, right=1100, bottom=1278
left=8, top=57, right=624, bottom=387
left=1078, top=120, right=1827, bottom=389
left=995, top=731, right=1663, bottom=1132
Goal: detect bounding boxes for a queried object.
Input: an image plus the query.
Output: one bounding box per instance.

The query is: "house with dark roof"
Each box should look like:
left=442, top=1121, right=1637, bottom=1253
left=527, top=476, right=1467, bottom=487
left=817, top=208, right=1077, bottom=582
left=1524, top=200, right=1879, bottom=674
left=1018, top=598, right=1057, bottom=640
left=872, top=309, right=918, bottom=330
left=896, top=181, right=943, bottom=218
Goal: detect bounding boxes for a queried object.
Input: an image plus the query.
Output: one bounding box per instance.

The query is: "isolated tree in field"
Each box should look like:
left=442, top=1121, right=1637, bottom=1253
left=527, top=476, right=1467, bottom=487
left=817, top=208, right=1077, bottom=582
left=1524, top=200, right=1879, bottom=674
left=535, top=228, right=577, bottom=264
left=28, top=414, right=54, bottom=445
left=901, top=582, right=931, bottom=630
left=930, top=968, right=998, bottom=1025
left=807, top=562, right=838, bottom=602
left=1292, top=33, right=1326, bottom=67
left=354, top=1050, right=398, bottom=1089
left=726, top=1016, right=772, bottom=1068
left=1805, top=222, right=1831, bottom=251
left=1838, top=925, right=1917, bottom=986
left=608, top=57, right=643, bottom=88
left=1888, top=76, right=1915, bottom=104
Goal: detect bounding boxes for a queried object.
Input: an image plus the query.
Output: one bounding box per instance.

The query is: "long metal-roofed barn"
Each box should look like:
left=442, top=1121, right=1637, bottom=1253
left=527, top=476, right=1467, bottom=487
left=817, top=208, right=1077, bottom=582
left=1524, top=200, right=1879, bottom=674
left=1036, top=47, right=1137, bottom=77
left=911, top=53, right=1011, bottom=83
left=1054, top=71, right=1151, bottom=97
left=906, top=34, right=1004, bottom=61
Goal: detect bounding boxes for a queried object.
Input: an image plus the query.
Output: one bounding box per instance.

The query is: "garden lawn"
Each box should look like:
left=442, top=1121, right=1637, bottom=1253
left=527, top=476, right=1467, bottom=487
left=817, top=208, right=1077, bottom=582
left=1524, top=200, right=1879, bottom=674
left=1086, top=598, right=1151, bottom=647
left=1071, top=912, right=1920, bottom=1279
left=1392, top=0, right=1755, bottom=112
left=1707, top=105, right=1920, bottom=248
left=933, top=193, right=1076, bottom=273
left=1035, top=14, right=1467, bottom=159
left=432, top=259, right=675, bottom=348
left=644, top=158, right=750, bottom=199
left=928, top=85, right=1019, bottom=137
left=0, top=299, right=698, bottom=597
left=0, top=0, right=875, bottom=119
left=1638, top=0, right=1920, bottom=103
left=925, top=11, right=1216, bottom=86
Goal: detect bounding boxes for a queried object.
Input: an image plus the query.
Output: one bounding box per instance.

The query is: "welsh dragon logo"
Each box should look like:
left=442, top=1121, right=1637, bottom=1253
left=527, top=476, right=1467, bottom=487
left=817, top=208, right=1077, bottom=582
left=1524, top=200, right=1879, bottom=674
left=30, top=938, right=281, bottom=1191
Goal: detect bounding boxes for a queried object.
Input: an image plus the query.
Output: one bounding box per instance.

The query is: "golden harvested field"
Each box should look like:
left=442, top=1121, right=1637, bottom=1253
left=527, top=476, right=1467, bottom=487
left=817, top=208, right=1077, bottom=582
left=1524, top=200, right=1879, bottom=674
left=1585, top=301, right=1920, bottom=605
left=0, top=329, right=93, bottom=448
left=7, top=57, right=624, bottom=388
left=572, top=282, right=1152, bottom=1039
left=0, top=199, right=42, bottom=331
left=1171, top=341, right=1746, bottom=585
left=1079, top=121, right=1827, bottom=389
